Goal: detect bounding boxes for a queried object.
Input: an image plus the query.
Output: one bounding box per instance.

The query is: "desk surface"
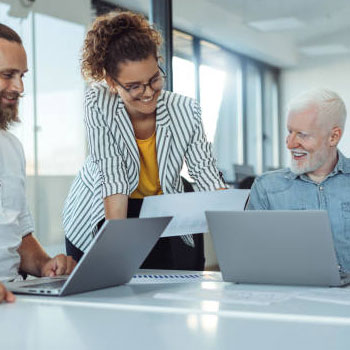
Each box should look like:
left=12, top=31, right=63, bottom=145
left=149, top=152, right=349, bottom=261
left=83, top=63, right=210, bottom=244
left=1, top=270, right=350, bottom=350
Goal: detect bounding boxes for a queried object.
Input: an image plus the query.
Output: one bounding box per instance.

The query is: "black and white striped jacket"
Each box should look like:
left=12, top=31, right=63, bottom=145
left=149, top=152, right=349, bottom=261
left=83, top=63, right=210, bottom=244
left=63, top=85, right=225, bottom=251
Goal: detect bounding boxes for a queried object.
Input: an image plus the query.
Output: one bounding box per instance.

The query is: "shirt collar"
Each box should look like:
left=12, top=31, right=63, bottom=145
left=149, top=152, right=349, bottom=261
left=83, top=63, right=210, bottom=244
left=284, top=169, right=297, bottom=180
left=331, top=150, right=350, bottom=174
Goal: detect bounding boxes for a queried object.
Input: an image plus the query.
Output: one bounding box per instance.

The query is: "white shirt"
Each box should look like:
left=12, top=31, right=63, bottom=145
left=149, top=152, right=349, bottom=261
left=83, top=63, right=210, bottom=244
left=0, top=130, right=34, bottom=282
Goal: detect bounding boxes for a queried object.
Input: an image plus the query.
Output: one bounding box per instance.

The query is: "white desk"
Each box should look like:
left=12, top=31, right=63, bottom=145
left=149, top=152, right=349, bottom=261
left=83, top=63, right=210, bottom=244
left=1, top=270, right=350, bottom=350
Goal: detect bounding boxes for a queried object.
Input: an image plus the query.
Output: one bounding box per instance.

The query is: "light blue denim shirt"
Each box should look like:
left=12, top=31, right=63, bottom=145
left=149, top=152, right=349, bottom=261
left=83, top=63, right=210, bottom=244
left=247, top=151, right=350, bottom=271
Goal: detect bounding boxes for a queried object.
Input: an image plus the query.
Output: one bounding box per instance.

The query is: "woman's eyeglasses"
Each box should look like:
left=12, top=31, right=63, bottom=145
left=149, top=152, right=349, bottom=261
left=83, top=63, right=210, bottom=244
left=113, top=66, right=167, bottom=98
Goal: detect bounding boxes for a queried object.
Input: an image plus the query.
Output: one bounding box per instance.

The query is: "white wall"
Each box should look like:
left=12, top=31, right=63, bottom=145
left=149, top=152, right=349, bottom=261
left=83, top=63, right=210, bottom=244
left=280, top=57, right=350, bottom=166
left=26, top=176, right=75, bottom=247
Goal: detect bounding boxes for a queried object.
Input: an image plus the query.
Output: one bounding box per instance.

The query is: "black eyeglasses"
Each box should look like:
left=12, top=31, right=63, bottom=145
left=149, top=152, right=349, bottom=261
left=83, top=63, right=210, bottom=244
left=113, top=66, right=167, bottom=98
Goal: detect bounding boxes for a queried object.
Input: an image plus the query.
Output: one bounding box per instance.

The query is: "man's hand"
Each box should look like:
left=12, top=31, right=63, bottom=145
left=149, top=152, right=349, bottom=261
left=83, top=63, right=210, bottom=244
left=40, top=254, right=77, bottom=277
left=0, top=283, right=15, bottom=303
left=19, top=234, right=77, bottom=277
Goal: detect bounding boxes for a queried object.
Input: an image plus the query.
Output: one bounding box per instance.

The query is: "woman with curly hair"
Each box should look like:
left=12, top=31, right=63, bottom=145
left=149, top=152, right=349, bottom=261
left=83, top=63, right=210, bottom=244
left=63, top=10, right=226, bottom=269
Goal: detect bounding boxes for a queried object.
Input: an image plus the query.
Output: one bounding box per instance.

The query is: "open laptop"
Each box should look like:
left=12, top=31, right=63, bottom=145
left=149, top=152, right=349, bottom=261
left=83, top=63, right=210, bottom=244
left=6, top=217, right=172, bottom=296
left=206, top=210, right=350, bottom=287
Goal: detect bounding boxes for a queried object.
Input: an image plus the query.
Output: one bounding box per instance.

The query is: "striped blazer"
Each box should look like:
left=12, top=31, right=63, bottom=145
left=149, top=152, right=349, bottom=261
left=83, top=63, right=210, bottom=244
left=63, top=84, right=225, bottom=251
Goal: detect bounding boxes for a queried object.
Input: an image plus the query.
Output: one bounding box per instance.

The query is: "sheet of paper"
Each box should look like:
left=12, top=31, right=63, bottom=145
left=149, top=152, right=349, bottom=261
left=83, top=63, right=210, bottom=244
left=129, top=272, right=222, bottom=284
left=130, top=273, right=203, bottom=284
left=139, top=189, right=250, bottom=237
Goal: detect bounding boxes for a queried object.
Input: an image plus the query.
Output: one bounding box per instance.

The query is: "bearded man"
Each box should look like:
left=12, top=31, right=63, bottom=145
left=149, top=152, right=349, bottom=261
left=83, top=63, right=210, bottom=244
left=0, top=24, right=76, bottom=303
left=247, top=88, right=350, bottom=271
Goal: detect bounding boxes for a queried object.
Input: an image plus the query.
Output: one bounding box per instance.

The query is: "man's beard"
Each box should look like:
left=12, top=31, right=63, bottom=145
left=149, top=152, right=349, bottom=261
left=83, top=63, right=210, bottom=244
left=0, top=91, right=21, bottom=130
left=290, top=148, right=329, bottom=175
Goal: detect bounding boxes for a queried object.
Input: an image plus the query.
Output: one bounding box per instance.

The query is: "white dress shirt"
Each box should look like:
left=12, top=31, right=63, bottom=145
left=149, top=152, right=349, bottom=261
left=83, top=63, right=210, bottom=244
left=0, top=130, right=34, bottom=282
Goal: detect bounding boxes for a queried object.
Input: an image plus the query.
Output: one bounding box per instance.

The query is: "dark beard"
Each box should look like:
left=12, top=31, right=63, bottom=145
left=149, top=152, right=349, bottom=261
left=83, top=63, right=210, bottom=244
left=0, top=93, right=20, bottom=131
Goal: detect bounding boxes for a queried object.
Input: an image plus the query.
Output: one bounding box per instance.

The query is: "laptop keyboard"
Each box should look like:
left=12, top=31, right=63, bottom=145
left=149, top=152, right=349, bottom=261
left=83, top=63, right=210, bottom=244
left=23, top=279, right=66, bottom=290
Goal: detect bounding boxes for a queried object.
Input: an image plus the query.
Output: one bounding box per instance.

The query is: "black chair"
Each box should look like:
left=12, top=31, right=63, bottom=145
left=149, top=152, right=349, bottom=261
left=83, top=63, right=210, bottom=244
left=141, top=177, right=205, bottom=270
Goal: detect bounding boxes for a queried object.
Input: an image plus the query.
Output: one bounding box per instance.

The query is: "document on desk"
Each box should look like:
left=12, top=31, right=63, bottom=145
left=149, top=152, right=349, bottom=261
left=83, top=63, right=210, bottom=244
left=139, top=189, right=250, bottom=237
left=130, top=271, right=222, bottom=284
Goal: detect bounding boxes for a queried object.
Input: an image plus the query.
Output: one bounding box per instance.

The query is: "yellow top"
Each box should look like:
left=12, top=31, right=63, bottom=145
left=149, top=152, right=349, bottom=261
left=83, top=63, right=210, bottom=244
left=130, top=131, right=163, bottom=199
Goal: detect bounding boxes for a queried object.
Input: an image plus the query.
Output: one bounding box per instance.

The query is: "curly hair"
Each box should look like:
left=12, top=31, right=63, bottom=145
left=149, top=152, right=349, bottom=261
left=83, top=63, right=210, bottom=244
left=81, top=11, right=162, bottom=82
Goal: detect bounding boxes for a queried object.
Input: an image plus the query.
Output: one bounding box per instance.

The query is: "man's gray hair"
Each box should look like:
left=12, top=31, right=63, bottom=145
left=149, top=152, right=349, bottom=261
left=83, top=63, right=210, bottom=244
left=287, top=88, right=347, bottom=132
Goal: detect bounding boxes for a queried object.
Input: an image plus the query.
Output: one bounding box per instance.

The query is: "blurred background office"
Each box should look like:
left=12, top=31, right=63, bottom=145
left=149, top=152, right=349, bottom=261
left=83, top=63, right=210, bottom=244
left=1, top=0, right=350, bottom=267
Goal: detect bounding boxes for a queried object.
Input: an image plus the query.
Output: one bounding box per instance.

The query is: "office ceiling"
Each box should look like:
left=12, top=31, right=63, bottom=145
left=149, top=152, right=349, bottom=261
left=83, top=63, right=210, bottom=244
left=109, top=0, right=350, bottom=68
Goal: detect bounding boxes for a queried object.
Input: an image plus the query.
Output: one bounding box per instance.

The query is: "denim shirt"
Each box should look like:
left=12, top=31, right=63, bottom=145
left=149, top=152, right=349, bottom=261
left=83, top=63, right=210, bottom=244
left=247, top=151, right=350, bottom=271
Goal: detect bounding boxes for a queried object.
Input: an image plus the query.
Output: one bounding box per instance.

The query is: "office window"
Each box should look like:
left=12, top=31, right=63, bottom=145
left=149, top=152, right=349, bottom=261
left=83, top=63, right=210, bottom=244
left=173, top=30, right=195, bottom=99
left=199, top=40, right=226, bottom=144
left=173, top=30, right=196, bottom=180
left=1, top=7, right=86, bottom=246
left=173, top=26, right=280, bottom=181
left=173, top=57, right=196, bottom=99
left=1, top=11, right=85, bottom=176
left=211, top=53, right=243, bottom=183
left=173, top=29, right=194, bottom=59
left=246, top=63, right=263, bottom=174
left=35, top=14, right=86, bottom=175
left=263, top=70, right=280, bottom=171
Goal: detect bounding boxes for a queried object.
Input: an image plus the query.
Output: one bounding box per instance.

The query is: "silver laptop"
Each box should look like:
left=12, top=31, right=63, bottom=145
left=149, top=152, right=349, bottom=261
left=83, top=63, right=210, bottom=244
left=6, top=217, right=172, bottom=296
left=206, top=210, right=350, bottom=287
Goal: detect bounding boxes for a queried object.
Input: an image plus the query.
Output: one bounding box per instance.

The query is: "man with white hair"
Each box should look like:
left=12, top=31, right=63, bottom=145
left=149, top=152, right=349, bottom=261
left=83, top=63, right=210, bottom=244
left=247, top=88, right=350, bottom=271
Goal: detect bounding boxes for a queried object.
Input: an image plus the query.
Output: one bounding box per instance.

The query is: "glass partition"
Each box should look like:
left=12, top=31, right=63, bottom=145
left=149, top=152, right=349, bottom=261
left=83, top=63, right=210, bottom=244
left=0, top=5, right=86, bottom=246
left=246, top=63, right=263, bottom=175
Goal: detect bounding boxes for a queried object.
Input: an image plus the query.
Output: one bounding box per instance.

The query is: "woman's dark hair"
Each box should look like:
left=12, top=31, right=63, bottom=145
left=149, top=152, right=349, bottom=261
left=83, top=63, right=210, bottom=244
left=81, top=11, right=162, bottom=82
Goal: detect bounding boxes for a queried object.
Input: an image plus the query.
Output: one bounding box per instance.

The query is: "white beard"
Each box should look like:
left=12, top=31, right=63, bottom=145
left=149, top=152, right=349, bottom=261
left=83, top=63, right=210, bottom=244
left=290, top=149, right=329, bottom=175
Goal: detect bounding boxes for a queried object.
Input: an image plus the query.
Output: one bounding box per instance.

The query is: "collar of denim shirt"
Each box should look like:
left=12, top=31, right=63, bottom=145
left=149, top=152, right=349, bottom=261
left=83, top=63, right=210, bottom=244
left=284, top=150, right=350, bottom=182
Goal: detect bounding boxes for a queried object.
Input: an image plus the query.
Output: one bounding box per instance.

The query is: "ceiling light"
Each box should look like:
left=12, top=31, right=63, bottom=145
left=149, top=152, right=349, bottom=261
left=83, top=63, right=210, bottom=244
left=248, top=17, right=304, bottom=32
left=299, top=44, right=350, bottom=56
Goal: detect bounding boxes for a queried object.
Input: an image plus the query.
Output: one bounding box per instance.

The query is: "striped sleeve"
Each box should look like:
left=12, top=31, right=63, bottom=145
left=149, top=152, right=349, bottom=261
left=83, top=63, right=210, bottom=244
left=84, top=88, right=129, bottom=198
left=185, top=100, right=226, bottom=191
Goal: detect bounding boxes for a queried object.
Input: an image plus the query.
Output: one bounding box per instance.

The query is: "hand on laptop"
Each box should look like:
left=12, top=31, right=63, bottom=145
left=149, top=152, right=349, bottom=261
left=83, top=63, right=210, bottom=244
left=18, top=234, right=77, bottom=278
left=40, top=254, right=77, bottom=277
left=0, top=283, right=15, bottom=303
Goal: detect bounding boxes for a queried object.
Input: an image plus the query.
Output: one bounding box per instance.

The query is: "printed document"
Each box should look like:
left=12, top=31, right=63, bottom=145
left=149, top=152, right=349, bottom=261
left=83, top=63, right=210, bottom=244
left=139, top=189, right=249, bottom=237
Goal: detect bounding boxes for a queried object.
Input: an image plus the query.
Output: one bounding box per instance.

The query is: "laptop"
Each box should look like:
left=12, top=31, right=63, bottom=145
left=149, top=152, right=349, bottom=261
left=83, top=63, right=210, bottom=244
left=6, top=217, right=172, bottom=296
left=206, top=210, right=350, bottom=287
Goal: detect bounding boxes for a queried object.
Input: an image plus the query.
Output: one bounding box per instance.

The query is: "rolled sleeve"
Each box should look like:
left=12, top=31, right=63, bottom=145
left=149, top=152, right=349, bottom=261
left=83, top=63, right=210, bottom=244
left=84, top=89, right=129, bottom=198
left=185, top=101, right=226, bottom=191
left=17, top=141, right=35, bottom=236
left=18, top=207, right=35, bottom=237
